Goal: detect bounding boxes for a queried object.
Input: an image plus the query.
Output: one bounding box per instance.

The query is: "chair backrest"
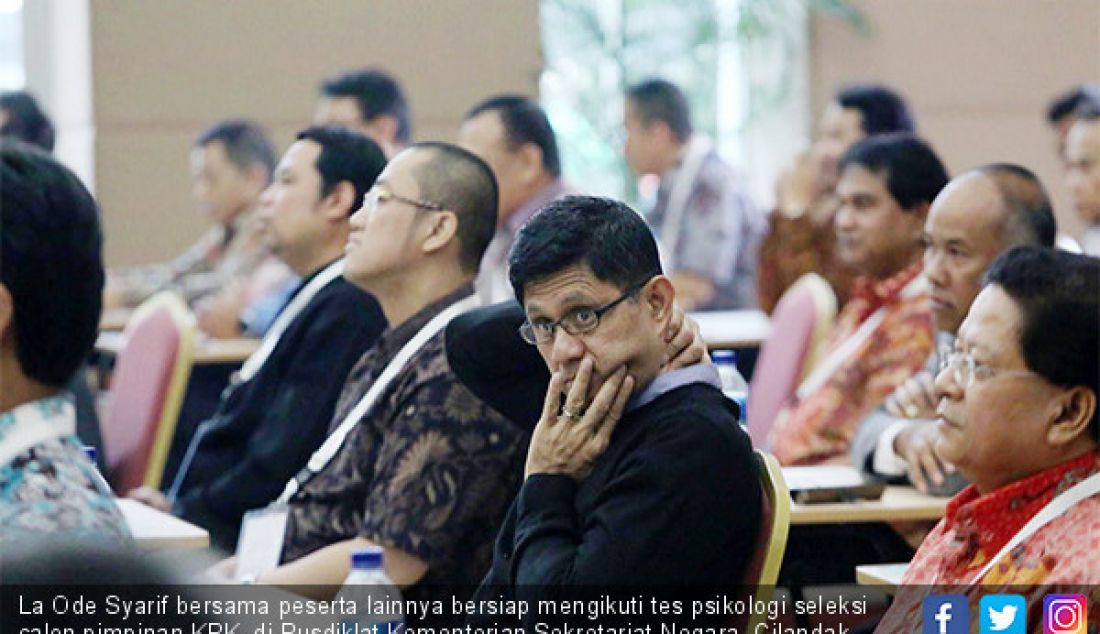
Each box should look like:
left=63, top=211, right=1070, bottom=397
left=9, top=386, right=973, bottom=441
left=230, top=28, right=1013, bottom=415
left=739, top=450, right=791, bottom=632
left=747, top=273, right=836, bottom=447
left=102, top=292, right=196, bottom=492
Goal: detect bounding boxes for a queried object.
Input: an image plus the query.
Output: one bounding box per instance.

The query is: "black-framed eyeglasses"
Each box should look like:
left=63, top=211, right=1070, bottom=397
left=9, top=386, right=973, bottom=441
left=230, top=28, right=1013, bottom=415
left=519, top=282, right=646, bottom=345
left=362, top=187, right=445, bottom=214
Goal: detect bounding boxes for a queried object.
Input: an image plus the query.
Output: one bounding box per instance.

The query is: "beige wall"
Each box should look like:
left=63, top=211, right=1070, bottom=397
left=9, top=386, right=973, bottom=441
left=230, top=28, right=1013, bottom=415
left=91, top=0, right=541, bottom=266
left=810, top=0, right=1100, bottom=239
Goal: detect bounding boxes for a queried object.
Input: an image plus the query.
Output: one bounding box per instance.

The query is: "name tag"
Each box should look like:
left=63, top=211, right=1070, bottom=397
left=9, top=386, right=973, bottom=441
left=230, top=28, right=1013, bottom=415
left=234, top=505, right=289, bottom=581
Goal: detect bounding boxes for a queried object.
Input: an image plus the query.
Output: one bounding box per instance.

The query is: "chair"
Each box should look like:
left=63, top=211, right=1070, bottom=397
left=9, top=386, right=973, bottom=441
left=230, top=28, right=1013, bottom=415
left=737, top=450, right=792, bottom=632
left=746, top=273, right=836, bottom=447
left=101, top=292, right=196, bottom=492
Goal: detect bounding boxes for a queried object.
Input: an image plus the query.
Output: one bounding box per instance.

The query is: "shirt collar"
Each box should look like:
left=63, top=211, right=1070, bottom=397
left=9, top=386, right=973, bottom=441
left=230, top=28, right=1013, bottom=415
left=627, top=363, right=722, bottom=413
left=0, top=394, right=76, bottom=467
left=505, top=179, right=568, bottom=235
left=848, top=260, right=925, bottom=321
left=944, top=450, right=1100, bottom=561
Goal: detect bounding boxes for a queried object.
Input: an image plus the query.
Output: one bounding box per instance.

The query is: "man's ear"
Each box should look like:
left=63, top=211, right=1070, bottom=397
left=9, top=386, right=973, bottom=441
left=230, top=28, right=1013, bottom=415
left=1046, top=386, right=1098, bottom=447
left=246, top=164, right=271, bottom=197
left=517, top=143, right=544, bottom=184
left=364, top=115, right=400, bottom=147
left=0, top=283, right=13, bottom=345
left=322, top=181, right=359, bottom=222
left=641, top=275, right=675, bottom=327
left=419, top=210, right=460, bottom=257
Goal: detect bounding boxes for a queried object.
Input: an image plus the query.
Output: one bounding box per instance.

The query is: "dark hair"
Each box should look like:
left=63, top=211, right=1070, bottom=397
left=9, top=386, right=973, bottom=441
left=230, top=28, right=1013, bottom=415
left=1, top=142, right=103, bottom=387
left=195, top=119, right=276, bottom=180
left=982, top=247, right=1100, bottom=434
left=840, top=133, right=948, bottom=210
left=1078, top=100, right=1100, bottom=122
left=835, top=84, right=916, bottom=136
left=465, top=95, right=561, bottom=177
left=321, top=68, right=410, bottom=144
left=625, top=78, right=693, bottom=142
left=1047, top=84, right=1100, bottom=124
left=972, top=163, right=1057, bottom=248
left=509, top=195, right=662, bottom=303
left=408, top=142, right=498, bottom=274
left=296, top=125, right=387, bottom=213
left=0, top=91, right=55, bottom=151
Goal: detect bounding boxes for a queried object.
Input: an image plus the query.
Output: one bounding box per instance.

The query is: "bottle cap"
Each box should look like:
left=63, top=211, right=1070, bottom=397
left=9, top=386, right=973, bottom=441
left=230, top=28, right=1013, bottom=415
left=83, top=446, right=98, bottom=462
left=711, top=350, right=737, bottom=364
left=351, top=546, right=384, bottom=569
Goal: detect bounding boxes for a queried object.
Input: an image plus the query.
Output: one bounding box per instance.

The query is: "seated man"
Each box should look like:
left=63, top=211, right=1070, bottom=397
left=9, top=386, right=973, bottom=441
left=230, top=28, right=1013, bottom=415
left=218, top=143, right=527, bottom=610
left=106, top=119, right=294, bottom=337
left=851, top=164, right=1057, bottom=493
left=758, top=83, right=916, bottom=312
left=471, top=196, right=760, bottom=622
left=767, top=133, right=946, bottom=465
left=459, top=95, right=575, bottom=304
left=314, top=68, right=410, bottom=159
left=0, top=142, right=128, bottom=542
left=623, top=78, right=764, bottom=309
left=1065, top=102, right=1100, bottom=256
left=129, top=127, right=388, bottom=551
left=878, top=247, right=1100, bottom=632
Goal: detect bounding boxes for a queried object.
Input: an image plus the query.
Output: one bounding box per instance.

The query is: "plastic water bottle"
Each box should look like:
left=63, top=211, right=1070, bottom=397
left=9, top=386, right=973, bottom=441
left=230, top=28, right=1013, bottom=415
left=336, top=547, right=404, bottom=632
left=712, top=350, right=749, bottom=424
left=81, top=446, right=114, bottom=496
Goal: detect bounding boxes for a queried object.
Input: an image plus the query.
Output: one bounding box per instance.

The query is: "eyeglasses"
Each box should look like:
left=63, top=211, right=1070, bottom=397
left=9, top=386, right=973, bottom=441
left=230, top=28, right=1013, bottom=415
left=519, top=283, right=645, bottom=345
left=939, top=349, right=1037, bottom=387
left=361, top=187, right=444, bottom=215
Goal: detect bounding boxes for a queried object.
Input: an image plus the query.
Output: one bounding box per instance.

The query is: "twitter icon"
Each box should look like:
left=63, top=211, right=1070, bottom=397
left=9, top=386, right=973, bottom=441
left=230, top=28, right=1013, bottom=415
left=981, top=595, right=1027, bottom=634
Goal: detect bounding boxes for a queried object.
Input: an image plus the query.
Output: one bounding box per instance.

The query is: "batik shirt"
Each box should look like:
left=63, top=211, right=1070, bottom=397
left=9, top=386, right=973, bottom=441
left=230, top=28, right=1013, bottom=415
left=0, top=395, right=131, bottom=543
left=877, top=451, right=1100, bottom=634
left=280, top=285, right=527, bottom=596
left=768, top=261, right=933, bottom=465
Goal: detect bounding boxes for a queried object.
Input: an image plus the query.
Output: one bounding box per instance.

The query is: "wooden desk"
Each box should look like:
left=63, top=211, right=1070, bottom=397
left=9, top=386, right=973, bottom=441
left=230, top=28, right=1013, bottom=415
left=691, top=309, right=771, bottom=349
left=856, top=562, right=908, bottom=594
left=117, top=498, right=209, bottom=550
left=99, top=307, right=133, bottom=331
left=790, top=485, right=949, bottom=525
left=96, top=331, right=259, bottom=365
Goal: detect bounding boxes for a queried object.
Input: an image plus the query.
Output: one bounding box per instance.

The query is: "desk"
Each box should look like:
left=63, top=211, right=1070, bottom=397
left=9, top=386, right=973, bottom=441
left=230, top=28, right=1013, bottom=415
left=96, top=331, right=259, bottom=365
left=855, top=562, right=908, bottom=594
left=117, top=498, right=209, bottom=550
left=691, top=309, right=771, bottom=349
left=99, top=307, right=133, bottom=331
left=790, top=485, right=949, bottom=525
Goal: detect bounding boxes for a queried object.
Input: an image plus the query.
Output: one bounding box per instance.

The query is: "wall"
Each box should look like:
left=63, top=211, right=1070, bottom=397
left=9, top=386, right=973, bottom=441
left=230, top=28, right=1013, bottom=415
left=87, top=1, right=541, bottom=266
left=809, top=0, right=1100, bottom=238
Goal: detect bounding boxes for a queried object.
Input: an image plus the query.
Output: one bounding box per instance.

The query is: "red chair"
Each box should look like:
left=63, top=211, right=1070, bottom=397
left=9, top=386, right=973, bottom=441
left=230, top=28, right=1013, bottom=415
left=102, top=292, right=196, bottom=492
left=747, top=273, right=836, bottom=448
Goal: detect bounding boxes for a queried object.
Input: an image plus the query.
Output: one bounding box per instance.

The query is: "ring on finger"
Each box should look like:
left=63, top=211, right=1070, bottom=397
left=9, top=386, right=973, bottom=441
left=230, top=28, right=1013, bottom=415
left=562, top=406, right=583, bottom=419
left=904, top=405, right=919, bottom=418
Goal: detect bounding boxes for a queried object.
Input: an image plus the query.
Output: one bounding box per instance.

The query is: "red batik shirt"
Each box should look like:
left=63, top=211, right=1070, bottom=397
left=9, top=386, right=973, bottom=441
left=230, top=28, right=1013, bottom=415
left=768, top=261, right=933, bottom=465
left=877, top=451, right=1100, bottom=634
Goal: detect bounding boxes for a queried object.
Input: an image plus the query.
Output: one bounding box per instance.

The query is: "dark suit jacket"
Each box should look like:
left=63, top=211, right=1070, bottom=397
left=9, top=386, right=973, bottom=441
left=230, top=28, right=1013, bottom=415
left=173, top=271, right=385, bottom=550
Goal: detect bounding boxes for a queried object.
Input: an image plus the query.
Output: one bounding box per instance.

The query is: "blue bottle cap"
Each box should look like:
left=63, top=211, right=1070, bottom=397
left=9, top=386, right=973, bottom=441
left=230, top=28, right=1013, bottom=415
left=351, top=547, right=384, bottom=569
left=83, top=446, right=98, bottom=462
left=711, top=349, right=737, bottom=364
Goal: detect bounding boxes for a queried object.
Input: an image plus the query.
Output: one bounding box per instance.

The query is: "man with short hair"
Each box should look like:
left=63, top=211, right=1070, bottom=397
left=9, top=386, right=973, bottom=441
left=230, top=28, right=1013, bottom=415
left=623, top=78, right=764, bottom=310
left=758, top=83, right=916, bottom=312
left=852, top=164, right=1057, bottom=493
left=471, top=195, right=760, bottom=621
left=768, top=133, right=946, bottom=465
left=1065, top=103, right=1100, bottom=256
left=1047, top=83, right=1100, bottom=160
left=0, top=142, right=128, bottom=542
left=315, top=68, right=410, bottom=159
left=128, top=127, right=388, bottom=551
left=459, top=95, right=574, bottom=304
left=223, top=144, right=525, bottom=610
left=877, top=247, right=1100, bottom=632
left=107, top=120, right=283, bottom=312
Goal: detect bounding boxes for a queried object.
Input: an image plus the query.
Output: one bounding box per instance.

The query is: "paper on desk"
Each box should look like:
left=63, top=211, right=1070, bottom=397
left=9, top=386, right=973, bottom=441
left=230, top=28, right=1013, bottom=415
left=781, top=464, right=869, bottom=491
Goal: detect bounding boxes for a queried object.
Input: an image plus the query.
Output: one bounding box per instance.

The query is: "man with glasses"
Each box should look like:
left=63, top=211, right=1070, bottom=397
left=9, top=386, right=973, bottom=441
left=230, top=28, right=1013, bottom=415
left=851, top=164, right=1057, bottom=494
left=215, top=143, right=528, bottom=614
left=469, top=196, right=761, bottom=625
left=129, top=127, right=387, bottom=550
left=877, top=246, right=1100, bottom=632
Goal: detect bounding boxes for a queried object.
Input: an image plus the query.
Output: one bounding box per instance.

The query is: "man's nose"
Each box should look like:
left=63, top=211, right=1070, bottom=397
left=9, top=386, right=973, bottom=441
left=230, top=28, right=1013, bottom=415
left=933, top=362, right=962, bottom=404
left=548, top=327, right=585, bottom=369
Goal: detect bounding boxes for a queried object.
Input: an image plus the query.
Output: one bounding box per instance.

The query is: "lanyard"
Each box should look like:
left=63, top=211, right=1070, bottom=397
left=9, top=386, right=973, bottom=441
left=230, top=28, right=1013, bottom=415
left=968, top=471, right=1100, bottom=585
left=236, top=259, right=345, bottom=383
left=275, top=294, right=481, bottom=503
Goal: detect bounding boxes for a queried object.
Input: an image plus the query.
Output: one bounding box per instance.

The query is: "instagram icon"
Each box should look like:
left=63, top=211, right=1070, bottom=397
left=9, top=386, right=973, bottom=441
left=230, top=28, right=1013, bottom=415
left=1044, top=594, right=1087, bottom=634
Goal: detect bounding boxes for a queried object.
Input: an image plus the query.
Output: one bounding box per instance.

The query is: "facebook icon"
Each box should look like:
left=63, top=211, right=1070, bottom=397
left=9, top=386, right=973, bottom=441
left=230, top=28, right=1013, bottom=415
left=924, top=595, right=969, bottom=634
